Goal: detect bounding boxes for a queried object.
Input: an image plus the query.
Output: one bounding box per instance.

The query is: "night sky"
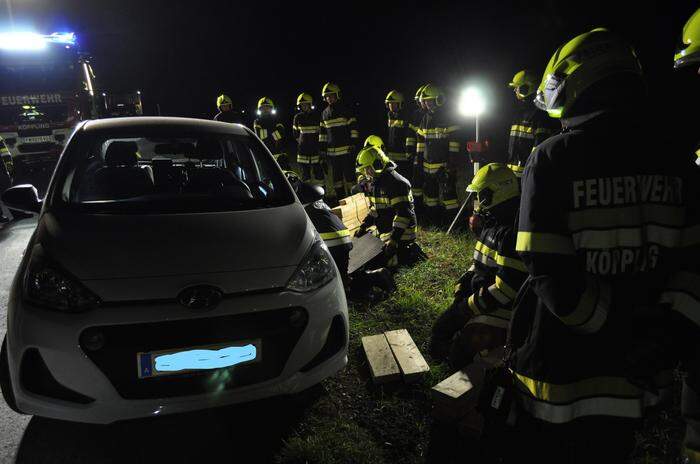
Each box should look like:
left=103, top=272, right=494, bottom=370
left=1, top=0, right=696, bottom=151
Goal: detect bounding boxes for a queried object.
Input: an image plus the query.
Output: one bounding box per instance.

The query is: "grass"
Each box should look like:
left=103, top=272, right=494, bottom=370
left=272, top=227, right=684, bottom=464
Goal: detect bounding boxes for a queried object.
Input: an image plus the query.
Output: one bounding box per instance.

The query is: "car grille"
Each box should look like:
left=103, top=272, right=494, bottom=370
left=80, top=307, right=308, bottom=400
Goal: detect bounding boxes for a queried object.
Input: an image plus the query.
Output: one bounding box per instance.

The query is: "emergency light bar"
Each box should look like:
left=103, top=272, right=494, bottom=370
left=0, top=31, right=77, bottom=51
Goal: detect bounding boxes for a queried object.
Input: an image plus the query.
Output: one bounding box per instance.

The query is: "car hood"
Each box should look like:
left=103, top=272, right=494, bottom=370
left=33, top=203, right=315, bottom=299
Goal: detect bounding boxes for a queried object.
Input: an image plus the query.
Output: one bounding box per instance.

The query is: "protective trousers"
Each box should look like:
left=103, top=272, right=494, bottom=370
left=329, top=153, right=356, bottom=199
left=299, top=162, right=325, bottom=186
left=423, top=164, right=457, bottom=223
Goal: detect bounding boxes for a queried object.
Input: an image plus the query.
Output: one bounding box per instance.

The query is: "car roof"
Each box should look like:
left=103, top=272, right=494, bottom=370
left=81, top=117, right=250, bottom=136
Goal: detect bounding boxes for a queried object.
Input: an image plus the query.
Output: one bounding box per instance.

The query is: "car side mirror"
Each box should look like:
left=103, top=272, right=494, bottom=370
left=296, top=182, right=325, bottom=204
left=1, top=184, right=42, bottom=214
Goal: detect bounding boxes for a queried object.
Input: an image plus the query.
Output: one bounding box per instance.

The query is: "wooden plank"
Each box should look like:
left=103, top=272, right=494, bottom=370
left=384, top=329, right=430, bottom=383
left=431, top=362, right=489, bottom=422
left=361, top=334, right=401, bottom=384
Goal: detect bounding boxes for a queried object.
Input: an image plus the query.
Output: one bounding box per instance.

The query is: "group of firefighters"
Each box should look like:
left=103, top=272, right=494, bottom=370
left=224, top=12, right=699, bottom=462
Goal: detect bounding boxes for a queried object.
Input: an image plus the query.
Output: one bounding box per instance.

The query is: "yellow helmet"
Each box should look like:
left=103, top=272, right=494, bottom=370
left=322, top=82, right=341, bottom=98
left=508, top=70, right=539, bottom=100
left=216, top=94, right=232, bottom=110
left=356, top=145, right=390, bottom=176
left=414, top=83, right=429, bottom=102
left=467, top=163, right=519, bottom=211
left=296, top=92, right=313, bottom=106
left=385, top=90, right=404, bottom=108
left=419, top=84, right=445, bottom=106
left=675, top=8, right=700, bottom=68
left=534, top=28, right=642, bottom=118
left=364, top=134, right=385, bottom=151
left=257, top=96, right=275, bottom=109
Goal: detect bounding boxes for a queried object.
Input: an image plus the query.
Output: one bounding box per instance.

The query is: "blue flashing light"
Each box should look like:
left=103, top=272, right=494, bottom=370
left=0, top=31, right=77, bottom=51
left=46, top=32, right=77, bottom=46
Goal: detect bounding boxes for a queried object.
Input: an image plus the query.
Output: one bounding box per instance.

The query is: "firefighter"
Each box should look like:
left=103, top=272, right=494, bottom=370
left=505, top=28, right=700, bottom=462
left=287, top=171, right=352, bottom=284
left=292, top=93, right=324, bottom=186
left=505, top=70, right=559, bottom=177
left=664, top=9, right=700, bottom=463
left=417, top=84, right=461, bottom=226
left=384, top=90, right=413, bottom=182
left=319, top=83, right=359, bottom=200
left=354, top=142, right=424, bottom=269
left=430, top=163, right=526, bottom=369
left=214, top=94, right=246, bottom=125
left=254, top=97, right=290, bottom=171
left=409, top=84, right=429, bottom=212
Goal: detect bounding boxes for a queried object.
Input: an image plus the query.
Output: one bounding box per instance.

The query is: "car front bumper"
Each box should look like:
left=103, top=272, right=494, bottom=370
left=6, top=278, right=348, bottom=424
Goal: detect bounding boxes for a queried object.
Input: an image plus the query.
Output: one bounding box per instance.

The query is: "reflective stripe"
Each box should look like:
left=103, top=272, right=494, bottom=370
left=369, top=196, right=391, bottom=205
left=416, top=142, right=426, bottom=152
left=559, top=276, right=610, bottom=334
left=467, top=293, right=483, bottom=315
left=405, top=137, right=416, bottom=147
left=517, top=392, right=644, bottom=424
left=424, top=196, right=440, bottom=207
left=413, top=188, right=423, bottom=197
left=298, top=126, right=320, bottom=134
left=448, top=141, right=460, bottom=152
left=318, top=134, right=328, bottom=142
left=572, top=225, right=682, bottom=249
left=324, top=235, right=353, bottom=248
left=661, top=271, right=700, bottom=327
left=466, top=309, right=512, bottom=329
left=514, top=372, right=643, bottom=404
left=474, top=241, right=498, bottom=268
left=327, top=146, right=352, bottom=155
left=297, top=155, right=321, bottom=164
left=391, top=194, right=412, bottom=205
left=495, top=253, right=527, bottom=272
left=494, top=276, right=517, bottom=299
left=323, top=117, right=349, bottom=128
left=535, top=127, right=552, bottom=135
left=272, top=130, right=282, bottom=141
left=257, top=128, right=268, bottom=139
left=387, top=151, right=409, bottom=161
left=442, top=198, right=459, bottom=210
left=516, top=231, right=576, bottom=255
left=347, top=117, right=357, bottom=124
left=388, top=119, right=405, bottom=127
left=392, top=215, right=411, bottom=229
left=568, top=204, right=685, bottom=232
left=423, top=162, right=445, bottom=174
left=510, top=124, right=533, bottom=133
left=320, top=229, right=350, bottom=240
left=487, top=283, right=512, bottom=305
left=350, top=130, right=359, bottom=138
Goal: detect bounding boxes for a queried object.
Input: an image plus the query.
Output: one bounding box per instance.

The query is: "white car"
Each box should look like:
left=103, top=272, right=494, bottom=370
left=0, top=117, right=348, bottom=424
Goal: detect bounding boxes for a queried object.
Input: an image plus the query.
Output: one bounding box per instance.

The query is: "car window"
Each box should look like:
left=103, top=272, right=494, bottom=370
left=54, top=130, right=294, bottom=214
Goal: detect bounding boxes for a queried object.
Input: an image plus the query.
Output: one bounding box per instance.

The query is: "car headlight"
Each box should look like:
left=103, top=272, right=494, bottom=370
left=23, top=245, right=101, bottom=313
left=286, top=241, right=336, bottom=293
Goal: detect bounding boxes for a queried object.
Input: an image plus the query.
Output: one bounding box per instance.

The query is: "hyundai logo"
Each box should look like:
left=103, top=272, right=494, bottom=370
left=177, top=286, right=223, bottom=310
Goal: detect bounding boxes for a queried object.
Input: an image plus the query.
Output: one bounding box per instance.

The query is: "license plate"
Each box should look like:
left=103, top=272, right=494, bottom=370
left=19, top=135, right=54, bottom=144
left=137, top=339, right=261, bottom=379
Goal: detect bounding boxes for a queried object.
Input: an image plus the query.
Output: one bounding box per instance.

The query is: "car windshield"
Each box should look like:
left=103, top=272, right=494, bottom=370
left=53, top=129, right=295, bottom=214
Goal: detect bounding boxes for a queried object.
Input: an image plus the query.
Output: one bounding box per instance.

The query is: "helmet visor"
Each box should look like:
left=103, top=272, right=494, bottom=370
left=476, top=187, right=494, bottom=210
left=535, top=73, right=566, bottom=115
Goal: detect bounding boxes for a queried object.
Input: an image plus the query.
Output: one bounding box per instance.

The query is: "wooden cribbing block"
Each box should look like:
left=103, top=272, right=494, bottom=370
left=384, top=329, right=430, bottom=383
left=361, top=334, right=401, bottom=384
left=431, top=362, right=489, bottom=422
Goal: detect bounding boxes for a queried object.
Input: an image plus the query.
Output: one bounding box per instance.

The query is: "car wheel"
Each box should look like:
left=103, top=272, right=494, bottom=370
left=0, top=337, right=22, bottom=414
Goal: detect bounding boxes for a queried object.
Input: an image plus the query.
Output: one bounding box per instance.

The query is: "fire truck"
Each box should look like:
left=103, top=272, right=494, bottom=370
left=0, top=32, right=99, bottom=172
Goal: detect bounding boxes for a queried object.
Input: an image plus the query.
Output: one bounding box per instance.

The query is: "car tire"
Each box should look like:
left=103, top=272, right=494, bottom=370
left=0, top=337, right=22, bottom=414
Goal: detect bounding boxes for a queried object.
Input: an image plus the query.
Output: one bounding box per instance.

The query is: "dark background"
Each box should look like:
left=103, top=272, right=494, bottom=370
left=1, top=0, right=696, bottom=153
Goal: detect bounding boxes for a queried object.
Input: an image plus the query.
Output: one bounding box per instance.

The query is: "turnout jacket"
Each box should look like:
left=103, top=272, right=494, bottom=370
left=360, top=163, right=416, bottom=243
left=319, top=101, right=359, bottom=157
left=254, top=115, right=286, bottom=157
left=407, top=108, right=424, bottom=160
left=465, top=218, right=528, bottom=330
left=293, top=110, right=322, bottom=164
left=417, top=106, right=461, bottom=173
left=511, top=109, right=700, bottom=426
left=385, top=109, right=412, bottom=162
left=305, top=199, right=353, bottom=255
left=506, top=104, right=558, bottom=176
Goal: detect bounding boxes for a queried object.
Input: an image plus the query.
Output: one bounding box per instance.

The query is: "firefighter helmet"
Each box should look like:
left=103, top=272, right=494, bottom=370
left=534, top=28, right=642, bottom=118
left=296, top=93, right=313, bottom=106
left=257, top=97, right=275, bottom=109
left=385, top=90, right=404, bottom=108
left=414, top=84, right=429, bottom=102
left=509, top=70, right=539, bottom=100
left=356, top=145, right=390, bottom=176
left=466, top=163, right=519, bottom=211
left=216, top=94, right=232, bottom=110
left=675, top=8, right=700, bottom=68
left=420, top=84, right=445, bottom=106
left=364, top=135, right=385, bottom=151
left=322, top=82, right=341, bottom=98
